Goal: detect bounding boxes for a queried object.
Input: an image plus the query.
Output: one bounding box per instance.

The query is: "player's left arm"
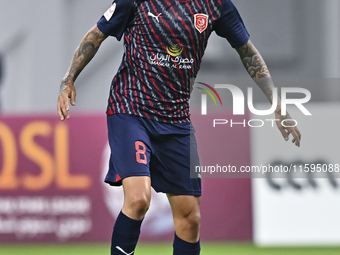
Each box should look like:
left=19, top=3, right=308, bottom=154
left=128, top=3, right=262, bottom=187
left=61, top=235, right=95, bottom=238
left=235, top=39, right=301, bottom=147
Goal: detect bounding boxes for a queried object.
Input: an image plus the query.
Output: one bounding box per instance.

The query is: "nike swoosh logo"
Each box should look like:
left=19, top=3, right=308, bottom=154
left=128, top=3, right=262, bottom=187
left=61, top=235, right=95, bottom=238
left=147, top=12, right=162, bottom=23
left=116, top=246, right=134, bottom=255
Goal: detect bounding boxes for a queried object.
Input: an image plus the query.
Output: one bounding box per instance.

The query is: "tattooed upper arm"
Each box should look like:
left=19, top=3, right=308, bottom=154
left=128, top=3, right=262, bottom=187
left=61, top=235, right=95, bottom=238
left=90, top=25, right=108, bottom=43
left=236, top=40, right=271, bottom=79
left=76, top=26, right=107, bottom=59
left=81, top=25, right=108, bottom=53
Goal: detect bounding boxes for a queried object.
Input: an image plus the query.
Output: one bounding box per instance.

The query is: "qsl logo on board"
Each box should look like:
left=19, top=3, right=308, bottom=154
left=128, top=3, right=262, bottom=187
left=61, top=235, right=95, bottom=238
left=194, top=14, right=208, bottom=33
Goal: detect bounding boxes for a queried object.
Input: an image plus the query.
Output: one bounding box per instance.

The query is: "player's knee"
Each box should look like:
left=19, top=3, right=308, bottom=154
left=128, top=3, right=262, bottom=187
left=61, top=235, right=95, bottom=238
left=127, top=194, right=150, bottom=216
left=186, top=210, right=201, bottom=229
left=178, top=208, right=201, bottom=231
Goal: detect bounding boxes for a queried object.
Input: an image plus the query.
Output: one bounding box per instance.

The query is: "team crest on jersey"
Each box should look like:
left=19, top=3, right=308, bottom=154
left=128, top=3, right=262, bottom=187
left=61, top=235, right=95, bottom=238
left=194, top=14, right=208, bottom=33
left=104, top=3, right=116, bottom=21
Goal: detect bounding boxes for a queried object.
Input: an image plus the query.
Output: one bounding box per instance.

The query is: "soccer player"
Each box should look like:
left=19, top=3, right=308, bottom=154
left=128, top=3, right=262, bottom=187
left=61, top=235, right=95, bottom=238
left=57, top=0, right=301, bottom=254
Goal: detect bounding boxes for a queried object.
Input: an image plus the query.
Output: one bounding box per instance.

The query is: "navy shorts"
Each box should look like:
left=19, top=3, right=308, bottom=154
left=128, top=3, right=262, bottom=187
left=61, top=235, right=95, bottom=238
left=105, top=114, right=201, bottom=196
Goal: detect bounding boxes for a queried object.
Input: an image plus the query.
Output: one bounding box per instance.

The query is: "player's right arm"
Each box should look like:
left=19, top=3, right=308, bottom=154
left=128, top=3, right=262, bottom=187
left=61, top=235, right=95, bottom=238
left=57, top=25, right=108, bottom=121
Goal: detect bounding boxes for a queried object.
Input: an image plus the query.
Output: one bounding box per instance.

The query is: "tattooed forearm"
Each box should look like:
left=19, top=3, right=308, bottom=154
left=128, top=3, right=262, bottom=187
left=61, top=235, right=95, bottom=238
left=236, top=40, right=279, bottom=105
left=236, top=41, right=300, bottom=146
left=236, top=40, right=270, bottom=79
left=277, top=109, right=291, bottom=120
left=62, top=25, right=107, bottom=84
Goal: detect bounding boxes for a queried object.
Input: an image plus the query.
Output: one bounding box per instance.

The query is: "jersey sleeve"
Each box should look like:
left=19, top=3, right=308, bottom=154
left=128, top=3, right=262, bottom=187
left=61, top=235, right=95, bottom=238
left=214, top=0, right=250, bottom=48
left=97, top=0, right=136, bottom=41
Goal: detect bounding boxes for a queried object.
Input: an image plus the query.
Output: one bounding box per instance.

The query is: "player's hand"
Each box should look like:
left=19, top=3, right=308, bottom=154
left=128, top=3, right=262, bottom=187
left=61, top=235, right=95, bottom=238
left=275, top=109, right=301, bottom=147
left=57, top=80, right=76, bottom=121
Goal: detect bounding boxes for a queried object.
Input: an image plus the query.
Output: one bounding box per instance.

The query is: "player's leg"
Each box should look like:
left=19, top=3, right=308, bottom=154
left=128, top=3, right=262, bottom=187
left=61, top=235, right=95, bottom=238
left=167, top=194, right=201, bottom=255
left=122, top=176, right=151, bottom=220
left=149, top=122, right=201, bottom=254
left=111, top=176, right=151, bottom=255
left=105, top=114, right=153, bottom=255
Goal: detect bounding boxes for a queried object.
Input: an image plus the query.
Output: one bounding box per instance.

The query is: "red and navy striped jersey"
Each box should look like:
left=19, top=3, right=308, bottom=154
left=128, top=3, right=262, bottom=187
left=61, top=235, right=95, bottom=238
left=97, top=0, right=249, bottom=123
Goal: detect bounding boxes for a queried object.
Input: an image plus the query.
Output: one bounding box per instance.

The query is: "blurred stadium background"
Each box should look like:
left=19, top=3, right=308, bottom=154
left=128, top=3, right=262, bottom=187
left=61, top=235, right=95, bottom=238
left=0, top=0, right=340, bottom=254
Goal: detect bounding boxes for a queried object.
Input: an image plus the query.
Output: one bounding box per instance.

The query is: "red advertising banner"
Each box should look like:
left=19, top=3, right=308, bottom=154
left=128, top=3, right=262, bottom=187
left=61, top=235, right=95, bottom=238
left=0, top=112, right=251, bottom=243
left=0, top=115, right=110, bottom=242
left=192, top=110, right=252, bottom=241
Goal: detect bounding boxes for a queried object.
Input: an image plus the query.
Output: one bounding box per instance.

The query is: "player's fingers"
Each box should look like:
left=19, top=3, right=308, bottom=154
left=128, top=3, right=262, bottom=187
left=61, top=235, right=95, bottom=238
left=57, top=98, right=65, bottom=121
left=291, top=129, right=300, bottom=147
left=64, top=94, right=70, bottom=112
left=278, top=126, right=289, bottom=141
left=293, top=127, right=301, bottom=146
left=60, top=94, right=70, bottom=120
left=296, top=128, right=302, bottom=142
left=70, top=89, right=76, bottom=106
left=57, top=95, right=68, bottom=121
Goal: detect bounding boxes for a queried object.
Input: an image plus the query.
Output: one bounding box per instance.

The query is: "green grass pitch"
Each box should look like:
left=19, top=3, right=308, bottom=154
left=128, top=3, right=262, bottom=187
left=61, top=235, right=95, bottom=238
left=1, top=243, right=340, bottom=255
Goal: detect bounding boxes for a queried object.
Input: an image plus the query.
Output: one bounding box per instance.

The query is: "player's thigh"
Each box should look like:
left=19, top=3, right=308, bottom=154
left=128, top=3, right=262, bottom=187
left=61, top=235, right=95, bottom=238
left=167, top=194, right=201, bottom=219
left=122, top=176, right=152, bottom=204
left=150, top=132, right=201, bottom=195
left=106, top=114, right=152, bottom=184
